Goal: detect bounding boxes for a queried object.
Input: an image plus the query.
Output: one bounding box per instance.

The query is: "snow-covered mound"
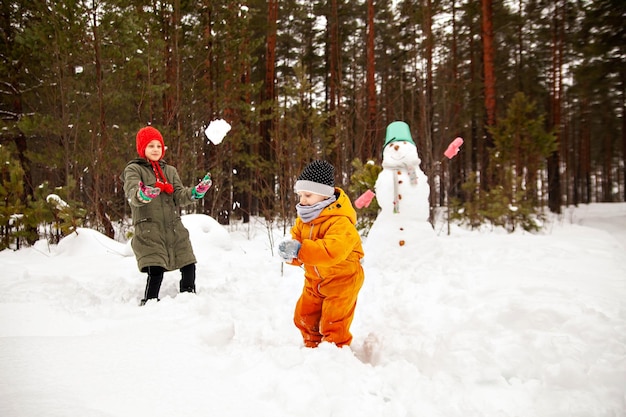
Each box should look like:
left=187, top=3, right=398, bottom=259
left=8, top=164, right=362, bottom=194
left=181, top=213, right=232, bottom=251
left=55, top=227, right=132, bottom=257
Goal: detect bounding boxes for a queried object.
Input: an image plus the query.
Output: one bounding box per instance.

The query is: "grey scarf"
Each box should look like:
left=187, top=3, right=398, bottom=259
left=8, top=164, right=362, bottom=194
left=296, top=195, right=337, bottom=223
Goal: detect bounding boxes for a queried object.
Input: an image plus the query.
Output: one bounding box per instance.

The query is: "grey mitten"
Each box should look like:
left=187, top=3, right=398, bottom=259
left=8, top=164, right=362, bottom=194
left=278, top=239, right=301, bottom=262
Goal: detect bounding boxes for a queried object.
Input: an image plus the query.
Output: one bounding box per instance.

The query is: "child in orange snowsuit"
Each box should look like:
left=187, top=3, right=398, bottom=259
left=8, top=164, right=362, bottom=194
left=278, top=160, right=365, bottom=348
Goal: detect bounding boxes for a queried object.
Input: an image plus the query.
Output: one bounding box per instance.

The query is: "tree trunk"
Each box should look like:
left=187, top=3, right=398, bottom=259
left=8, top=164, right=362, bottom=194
left=327, top=0, right=342, bottom=175
left=259, top=0, right=278, bottom=218
left=481, top=0, right=496, bottom=190
left=91, top=5, right=114, bottom=239
left=603, top=125, right=613, bottom=202
left=241, top=19, right=254, bottom=223
left=199, top=0, right=214, bottom=216
left=580, top=97, right=592, bottom=203
left=548, top=0, right=563, bottom=213
left=365, top=0, right=377, bottom=160
left=218, top=3, right=238, bottom=225
left=469, top=24, right=479, bottom=175
left=621, top=67, right=626, bottom=202
left=448, top=0, right=464, bottom=202
left=423, top=0, right=435, bottom=216
left=162, top=2, right=179, bottom=131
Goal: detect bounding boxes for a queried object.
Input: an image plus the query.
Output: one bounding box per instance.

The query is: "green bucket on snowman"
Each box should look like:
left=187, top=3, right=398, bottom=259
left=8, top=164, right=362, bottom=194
left=383, top=121, right=416, bottom=147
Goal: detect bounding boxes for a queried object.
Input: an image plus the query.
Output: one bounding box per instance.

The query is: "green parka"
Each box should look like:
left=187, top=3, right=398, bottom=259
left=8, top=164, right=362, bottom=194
left=123, top=159, right=197, bottom=272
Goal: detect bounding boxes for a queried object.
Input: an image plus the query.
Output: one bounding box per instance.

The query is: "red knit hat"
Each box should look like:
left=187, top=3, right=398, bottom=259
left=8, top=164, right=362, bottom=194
left=136, top=126, right=166, bottom=159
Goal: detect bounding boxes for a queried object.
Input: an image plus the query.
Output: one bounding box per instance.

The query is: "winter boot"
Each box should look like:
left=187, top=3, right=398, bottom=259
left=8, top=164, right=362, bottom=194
left=179, top=263, right=196, bottom=293
left=140, top=266, right=164, bottom=305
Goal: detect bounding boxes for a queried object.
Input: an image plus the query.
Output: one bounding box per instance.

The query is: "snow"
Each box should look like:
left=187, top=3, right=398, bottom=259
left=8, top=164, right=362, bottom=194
left=46, top=194, right=69, bottom=209
left=204, top=119, right=231, bottom=145
left=1, top=202, right=625, bottom=416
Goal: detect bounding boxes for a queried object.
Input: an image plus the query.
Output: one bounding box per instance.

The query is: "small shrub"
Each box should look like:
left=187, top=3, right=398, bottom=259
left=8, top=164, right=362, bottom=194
left=348, top=158, right=382, bottom=235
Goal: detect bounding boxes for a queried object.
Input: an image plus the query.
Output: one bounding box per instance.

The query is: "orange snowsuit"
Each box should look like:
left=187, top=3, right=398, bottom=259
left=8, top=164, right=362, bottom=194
left=287, top=187, right=365, bottom=347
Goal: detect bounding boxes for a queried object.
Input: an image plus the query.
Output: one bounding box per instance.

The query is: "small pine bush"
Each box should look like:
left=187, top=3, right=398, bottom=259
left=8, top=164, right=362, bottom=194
left=349, top=158, right=382, bottom=235
left=0, top=145, right=86, bottom=250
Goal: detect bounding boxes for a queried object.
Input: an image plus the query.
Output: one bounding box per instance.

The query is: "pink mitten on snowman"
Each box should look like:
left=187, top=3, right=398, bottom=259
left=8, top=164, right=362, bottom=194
left=355, top=189, right=376, bottom=209
left=444, top=137, right=464, bottom=159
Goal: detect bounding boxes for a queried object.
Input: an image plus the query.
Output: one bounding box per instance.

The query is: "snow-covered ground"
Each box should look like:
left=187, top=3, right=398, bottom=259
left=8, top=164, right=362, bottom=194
left=1, top=203, right=625, bottom=417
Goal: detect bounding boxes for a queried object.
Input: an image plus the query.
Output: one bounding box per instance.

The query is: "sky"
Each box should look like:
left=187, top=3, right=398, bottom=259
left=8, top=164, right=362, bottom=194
left=1, top=126, right=625, bottom=416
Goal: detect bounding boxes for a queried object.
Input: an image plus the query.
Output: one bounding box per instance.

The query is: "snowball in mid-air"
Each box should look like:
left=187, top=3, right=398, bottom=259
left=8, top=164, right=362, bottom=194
left=204, top=119, right=231, bottom=145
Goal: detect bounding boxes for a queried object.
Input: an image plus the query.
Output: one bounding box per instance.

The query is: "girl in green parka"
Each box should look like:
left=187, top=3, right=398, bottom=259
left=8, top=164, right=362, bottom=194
left=123, top=126, right=212, bottom=306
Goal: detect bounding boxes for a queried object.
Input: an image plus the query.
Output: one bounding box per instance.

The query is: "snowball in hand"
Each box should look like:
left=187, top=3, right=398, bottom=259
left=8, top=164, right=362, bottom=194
left=204, top=119, right=231, bottom=145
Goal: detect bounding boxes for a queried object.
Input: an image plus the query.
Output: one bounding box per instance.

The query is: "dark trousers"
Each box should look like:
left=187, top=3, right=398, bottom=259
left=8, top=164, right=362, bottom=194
left=142, top=263, right=196, bottom=302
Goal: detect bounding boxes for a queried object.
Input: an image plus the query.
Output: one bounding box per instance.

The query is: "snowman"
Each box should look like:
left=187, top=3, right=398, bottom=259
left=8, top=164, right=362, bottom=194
left=364, top=121, right=433, bottom=257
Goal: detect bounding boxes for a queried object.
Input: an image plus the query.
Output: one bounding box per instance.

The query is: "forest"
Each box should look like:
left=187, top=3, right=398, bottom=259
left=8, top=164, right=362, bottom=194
left=0, top=0, right=624, bottom=248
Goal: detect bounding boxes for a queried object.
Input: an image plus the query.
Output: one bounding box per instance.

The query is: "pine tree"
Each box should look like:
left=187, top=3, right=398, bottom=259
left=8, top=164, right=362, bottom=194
left=489, top=92, right=558, bottom=207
